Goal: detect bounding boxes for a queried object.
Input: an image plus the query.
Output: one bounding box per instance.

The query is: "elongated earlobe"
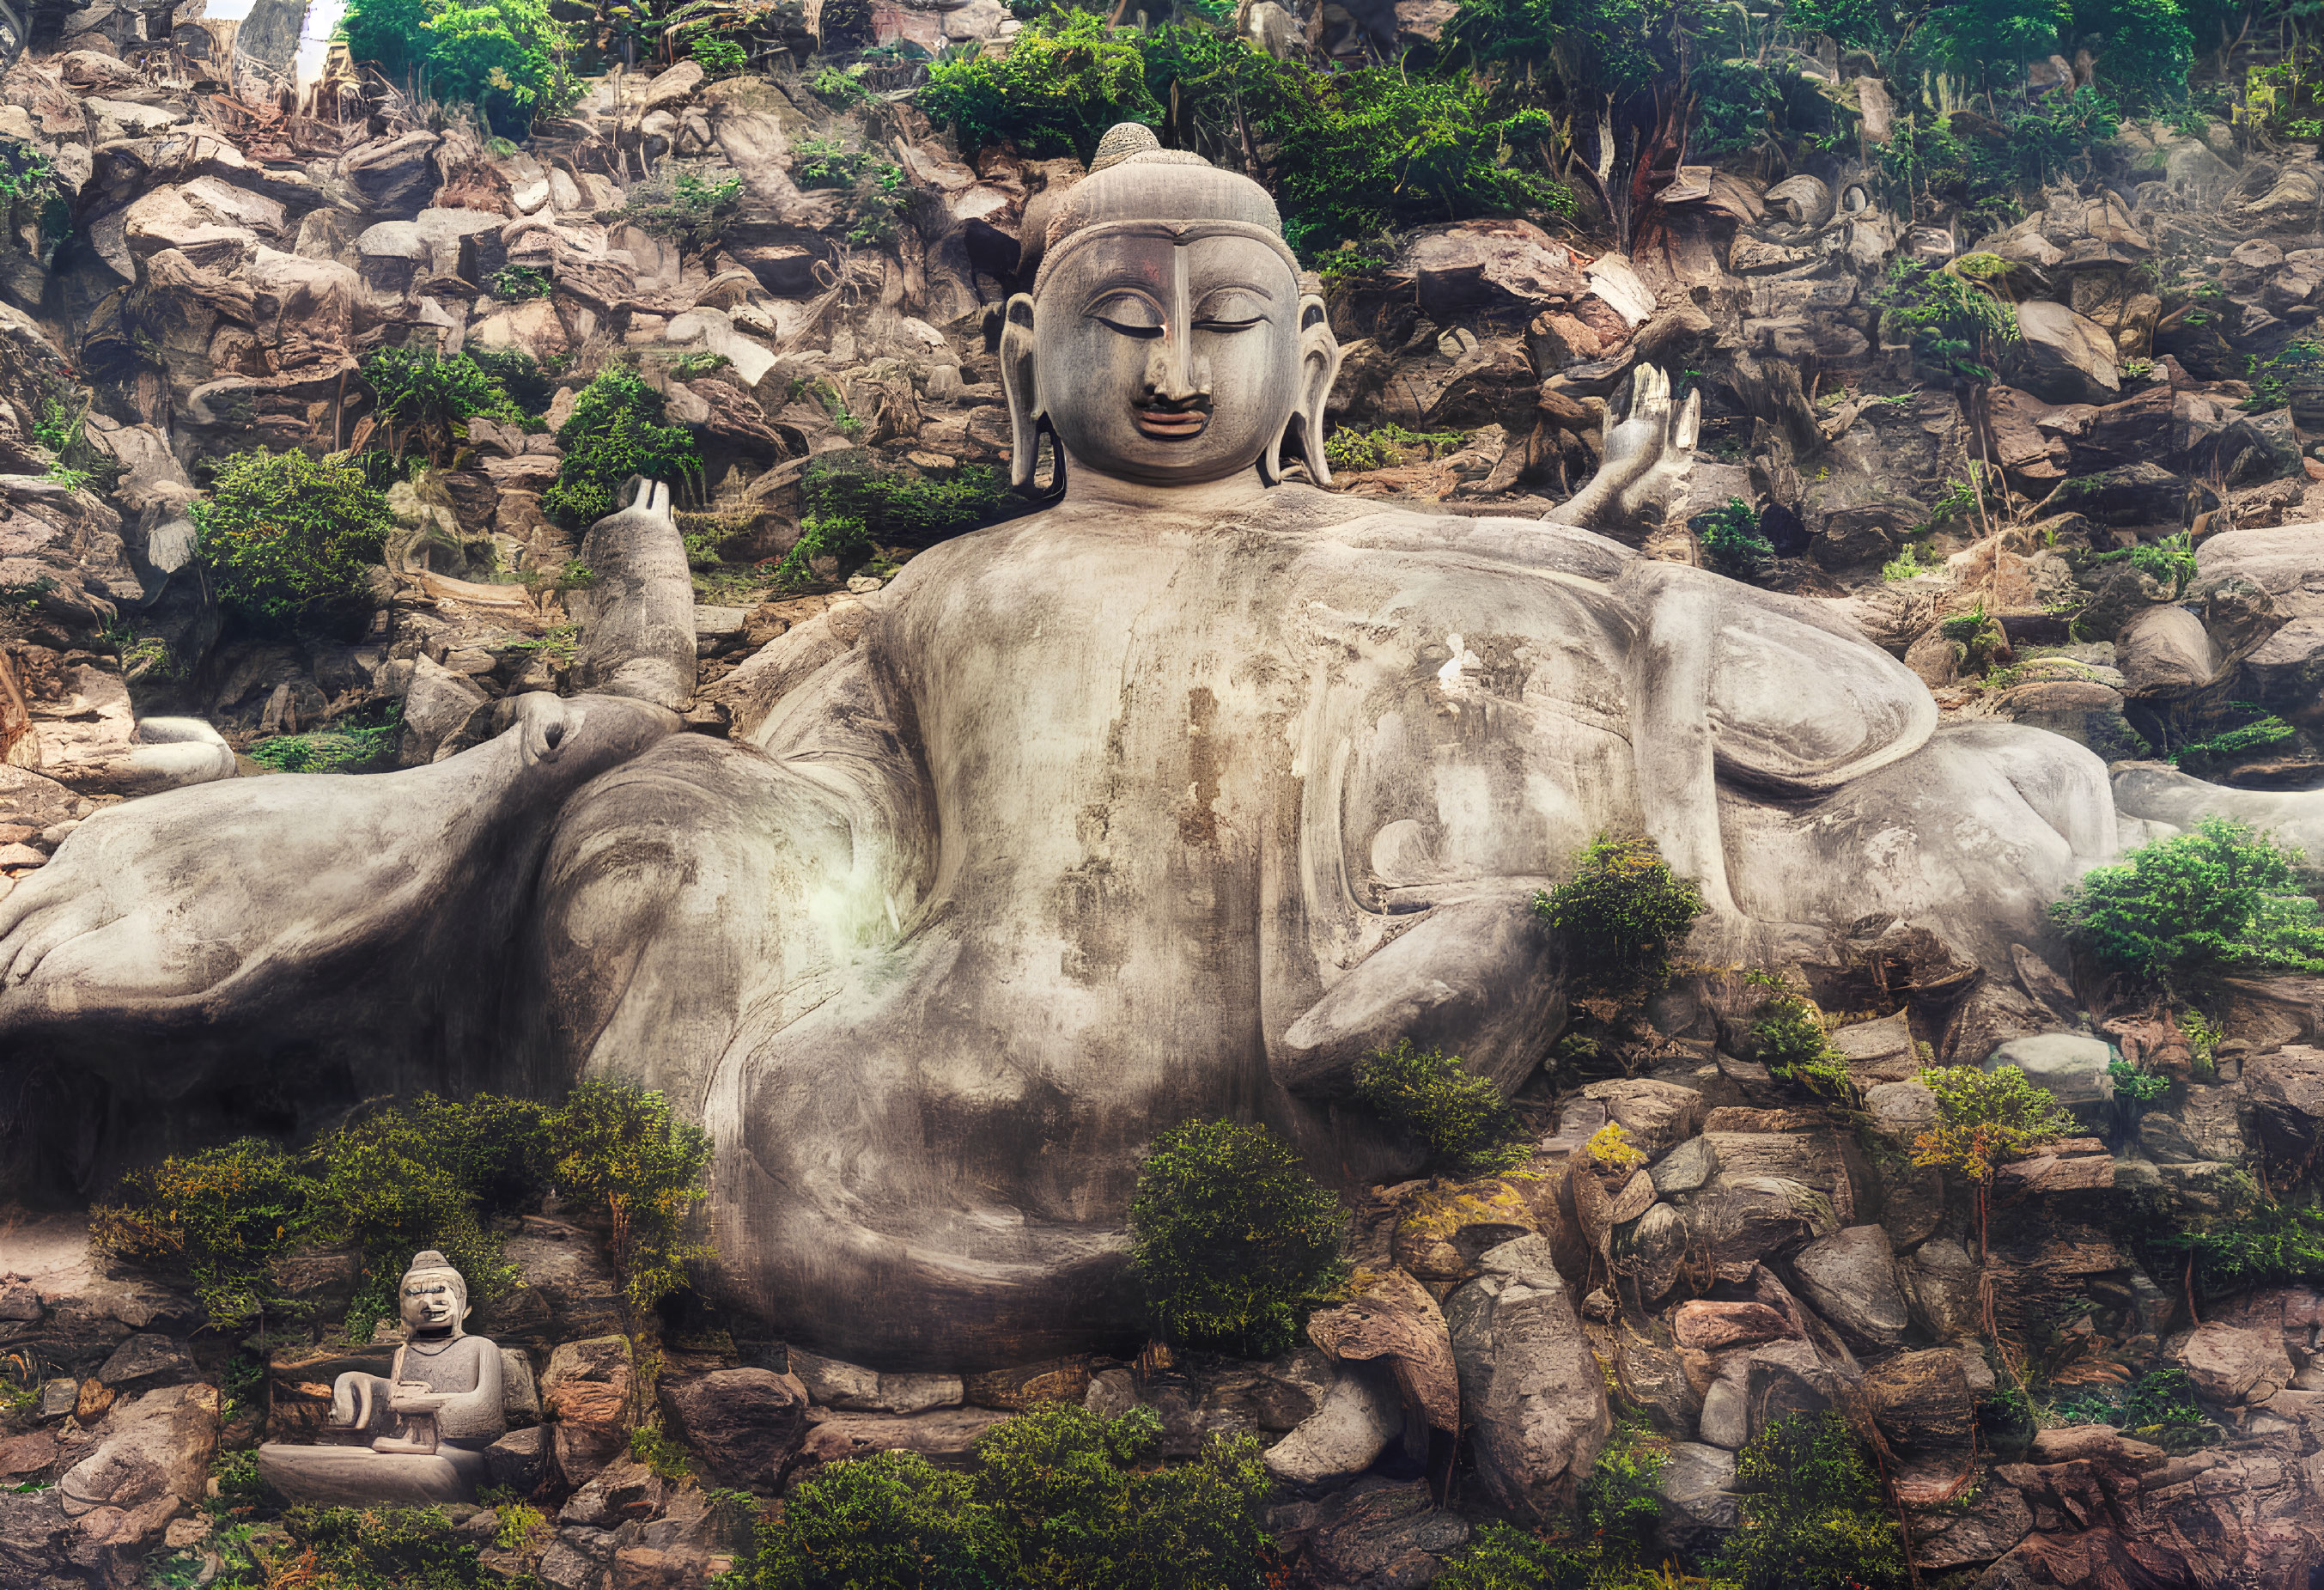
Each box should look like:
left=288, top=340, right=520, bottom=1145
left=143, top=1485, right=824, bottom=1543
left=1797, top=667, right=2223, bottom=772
left=1000, top=294, right=1043, bottom=491
left=1282, top=295, right=1342, bottom=486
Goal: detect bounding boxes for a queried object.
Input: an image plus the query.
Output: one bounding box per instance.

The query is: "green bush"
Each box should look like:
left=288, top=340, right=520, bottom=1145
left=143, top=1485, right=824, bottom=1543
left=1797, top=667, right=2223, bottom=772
left=2169, top=710, right=2300, bottom=777
left=1127, top=1119, right=1348, bottom=1355
left=2050, top=817, right=2324, bottom=987
left=779, top=452, right=1011, bottom=588
left=488, top=265, right=551, bottom=302
left=1578, top=1414, right=1670, bottom=1560
left=1322, top=423, right=1466, bottom=473
left=1430, top=1419, right=1679, bottom=1588
left=341, top=0, right=576, bottom=134
left=1696, top=496, right=1773, bottom=580
left=1743, top=973, right=1851, bottom=1100
left=918, top=11, right=1159, bottom=162
left=466, top=344, right=561, bottom=417
left=1353, top=1040, right=1529, bottom=1178
left=618, top=170, right=745, bottom=253
left=547, top=1080, right=712, bottom=1319
left=2151, top=1196, right=2324, bottom=1299
left=192, top=449, right=393, bottom=640
left=1913, top=1063, right=2076, bottom=1255
left=88, top=1138, right=314, bottom=1329
left=543, top=367, right=703, bottom=531
left=750, top=1405, right=1273, bottom=1590
left=246, top=708, right=403, bottom=775
left=2049, top=1365, right=2208, bottom=1434
left=1876, top=257, right=2019, bottom=382
left=1718, top=1413, right=1906, bottom=1590
left=691, top=35, right=748, bottom=75
left=1534, top=833, right=1706, bottom=1005
left=362, top=348, right=523, bottom=465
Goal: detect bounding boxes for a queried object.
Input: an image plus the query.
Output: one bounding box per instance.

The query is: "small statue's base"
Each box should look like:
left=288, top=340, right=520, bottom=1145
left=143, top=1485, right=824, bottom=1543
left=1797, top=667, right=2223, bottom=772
left=257, top=1441, right=490, bottom=1505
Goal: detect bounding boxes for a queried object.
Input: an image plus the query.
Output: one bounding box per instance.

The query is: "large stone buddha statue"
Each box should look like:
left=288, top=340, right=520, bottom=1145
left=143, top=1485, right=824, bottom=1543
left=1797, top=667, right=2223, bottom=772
left=0, top=127, right=2260, bottom=1369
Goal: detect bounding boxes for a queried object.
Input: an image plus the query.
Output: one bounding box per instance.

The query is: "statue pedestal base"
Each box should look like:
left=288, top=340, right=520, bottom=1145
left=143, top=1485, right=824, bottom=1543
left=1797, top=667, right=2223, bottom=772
left=256, top=1441, right=490, bottom=1505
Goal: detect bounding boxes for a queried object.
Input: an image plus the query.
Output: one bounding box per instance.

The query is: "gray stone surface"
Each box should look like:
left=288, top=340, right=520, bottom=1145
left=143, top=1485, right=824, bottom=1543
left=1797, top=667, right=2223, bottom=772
left=1445, top=1235, right=1611, bottom=1520
left=1791, top=1225, right=1911, bottom=1348
left=1261, top=1361, right=1402, bottom=1492
left=1657, top=1441, right=1739, bottom=1550
left=1987, top=1032, right=2115, bottom=1106
left=1649, top=1134, right=1717, bottom=1194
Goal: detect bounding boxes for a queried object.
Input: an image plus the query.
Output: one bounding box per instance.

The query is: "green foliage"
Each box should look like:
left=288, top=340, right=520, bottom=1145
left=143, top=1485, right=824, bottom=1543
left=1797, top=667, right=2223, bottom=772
left=2073, top=0, right=2192, bottom=105
left=544, top=367, right=703, bottom=531
left=1322, top=423, right=1467, bottom=472
left=1744, top=972, right=1851, bottom=1100
left=810, top=64, right=874, bottom=107
left=630, top=1423, right=693, bottom=1481
left=2108, top=1057, right=2170, bottom=1105
left=1438, top=0, right=1658, bottom=102
left=2050, top=817, right=2324, bottom=985
left=2088, top=529, right=2197, bottom=596
left=2048, top=1366, right=2208, bottom=1433
left=1696, top=496, right=1774, bottom=580
left=466, top=344, right=561, bottom=417
left=343, top=0, right=575, bottom=134
left=793, top=135, right=872, bottom=189
left=2151, top=1197, right=2324, bottom=1298
left=207, top=1450, right=268, bottom=1516
left=750, top=1450, right=1009, bottom=1589
left=246, top=708, right=404, bottom=774
left=1719, top=1413, right=1906, bottom=1590
left=750, top=1404, right=1275, bottom=1590
left=362, top=348, right=523, bottom=465
left=780, top=452, right=1009, bottom=588
left=1353, top=1041, right=1529, bottom=1178
left=917, top=11, right=1159, bottom=162
left=2169, top=710, right=2298, bottom=777
left=692, top=35, right=748, bottom=74
left=192, top=449, right=392, bottom=640
left=1787, top=0, right=1887, bottom=47
left=1877, top=257, right=2019, bottom=382
left=1431, top=1421, right=1694, bottom=1588
left=1911, top=1065, right=2077, bottom=1185
left=1928, top=0, right=2068, bottom=94
left=546, top=1079, right=713, bottom=1319
left=671, top=351, right=733, bottom=380
left=489, top=265, right=551, bottom=302
left=1579, top=1415, right=1670, bottom=1560
left=1534, top=833, right=1706, bottom=1005
left=620, top=170, right=745, bottom=252
left=1882, top=542, right=1935, bottom=582
left=264, top=1504, right=500, bottom=1590
left=1127, top=1118, right=1348, bottom=1355
left=88, top=1137, right=314, bottom=1330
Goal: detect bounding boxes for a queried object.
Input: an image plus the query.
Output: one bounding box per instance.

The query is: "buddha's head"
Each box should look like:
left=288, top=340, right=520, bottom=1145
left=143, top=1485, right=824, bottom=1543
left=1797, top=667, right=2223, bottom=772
left=398, top=1251, right=470, bottom=1338
left=1001, top=125, right=1341, bottom=491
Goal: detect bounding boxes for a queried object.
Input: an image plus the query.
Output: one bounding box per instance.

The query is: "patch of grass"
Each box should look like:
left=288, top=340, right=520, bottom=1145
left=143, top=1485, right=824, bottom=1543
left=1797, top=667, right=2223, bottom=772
left=246, top=709, right=403, bottom=775
left=1322, top=422, right=1467, bottom=473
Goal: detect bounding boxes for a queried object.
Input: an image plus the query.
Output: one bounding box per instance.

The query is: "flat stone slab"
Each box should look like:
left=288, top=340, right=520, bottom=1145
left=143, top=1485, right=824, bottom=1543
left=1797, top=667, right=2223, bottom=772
left=257, top=1442, right=490, bottom=1505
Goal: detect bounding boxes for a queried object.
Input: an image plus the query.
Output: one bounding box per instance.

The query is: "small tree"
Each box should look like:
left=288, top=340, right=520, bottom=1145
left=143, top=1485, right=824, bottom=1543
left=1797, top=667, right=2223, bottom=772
left=547, top=1081, right=713, bottom=1321
left=1912, top=1064, right=2077, bottom=1257
left=1354, top=1041, right=1530, bottom=1179
left=1534, top=833, right=1706, bottom=1005
left=2051, top=817, right=2324, bottom=989
left=192, top=449, right=392, bottom=639
left=362, top=348, right=524, bottom=466
left=1127, top=1119, right=1348, bottom=1355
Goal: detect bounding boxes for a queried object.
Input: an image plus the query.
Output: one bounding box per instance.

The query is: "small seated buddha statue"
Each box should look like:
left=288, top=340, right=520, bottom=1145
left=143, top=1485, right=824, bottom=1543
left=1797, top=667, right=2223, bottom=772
left=256, top=1250, right=508, bottom=1505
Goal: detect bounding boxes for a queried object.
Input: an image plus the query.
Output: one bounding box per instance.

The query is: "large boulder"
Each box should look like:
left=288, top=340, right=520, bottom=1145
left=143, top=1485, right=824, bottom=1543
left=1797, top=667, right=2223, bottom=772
left=1261, top=1362, right=1403, bottom=1494
left=660, top=1368, right=811, bottom=1489
left=1445, top=1235, right=1611, bottom=1519
left=1399, top=219, right=1586, bottom=325
left=1305, top=1478, right=1471, bottom=1590
left=1789, top=1225, right=1911, bottom=1349
left=541, top=1336, right=633, bottom=1485
left=1656, top=1442, right=1739, bottom=1552
left=1986, top=1033, right=2114, bottom=1108
left=2169, top=1320, right=2295, bottom=1403
left=2014, top=299, right=2120, bottom=405
left=2115, top=603, right=2229, bottom=697
left=344, top=132, right=443, bottom=217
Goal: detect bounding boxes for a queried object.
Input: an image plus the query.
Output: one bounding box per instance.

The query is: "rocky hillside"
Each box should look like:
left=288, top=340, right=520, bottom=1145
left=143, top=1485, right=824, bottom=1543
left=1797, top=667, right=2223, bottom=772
left=3, top=4, right=2324, bottom=1589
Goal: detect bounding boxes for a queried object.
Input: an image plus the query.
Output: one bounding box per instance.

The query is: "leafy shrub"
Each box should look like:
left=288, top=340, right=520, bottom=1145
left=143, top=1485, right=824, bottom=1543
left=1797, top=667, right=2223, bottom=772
left=1881, top=543, right=1934, bottom=582
left=1719, top=1412, right=1906, bottom=1590
left=2087, top=529, right=2196, bottom=596
left=543, top=367, right=703, bottom=531
left=89, top=1137, right=313, bottom=1329
left=1743, top=972, right=1850, bottom=1099
left=779, top=452, right=1010, bottom=588
left=342, top=0, right=576, bottom=135
left=1876, top=256, right=2018, bottom=382
left=1585, top=1122, right=1646, bottom=1174
left=2108, top=1057, right=2169, bottom=1106
left=619, top=170, right=745, bottom=252
left=1533, top=833, right=1706, bottom=1005
left=2049, top=1365, right=2207, bottom=1434
left=2169, top=711, right=2300, bottom=777
left=192, top=449, right=392, bottom=640
left=246, top=710, right=405, bottom=775
left=1127, top=1119, right=1348, bottom=1355
left=489, top=265, right=551, bottom=302
left=362, top=348, right=523, bottom=465
left=809, top=64, right=873, bottom=106
left=1696, top=496, right=1773, bottom=580
left=691, top=35, right=748, bottom=74
left=630, top=1423, right=692, bottom=1481
left=277, top=1504, right=503, bottom=1587
left=2151, top=1196, right=2324, bottom=1299
left=547, top=1080, right=712, bottom=1319
left=1430, top=1525, right=1594, bottom=1590
left=2050, top=817, right=2324, bottom=986
left=1354, top=1041, right=1529, bottom=1178
left=918, top=10, right=1158, bottom=162
left=1579, top=1415, right=1670, bottom=1559
left=750, top=1404, right=1273, bottom=1590
left=1322, top=423, right=1466, bottom=473
left=2074, top=0, right=2193, bottom=105
left=467, top=344, right=561, bottom=417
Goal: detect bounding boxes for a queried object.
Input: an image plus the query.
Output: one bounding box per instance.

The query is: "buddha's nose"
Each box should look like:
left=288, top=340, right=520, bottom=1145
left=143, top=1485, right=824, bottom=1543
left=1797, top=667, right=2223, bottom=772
left=1143, top=330, right=1210, bottom=405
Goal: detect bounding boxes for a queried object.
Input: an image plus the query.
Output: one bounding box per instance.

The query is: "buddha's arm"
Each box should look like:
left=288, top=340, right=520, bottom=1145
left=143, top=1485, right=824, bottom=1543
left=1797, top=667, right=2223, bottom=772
left=330, top=1370, right=393, bottom=1432
left=429, top=1343, right=506, bottom=1445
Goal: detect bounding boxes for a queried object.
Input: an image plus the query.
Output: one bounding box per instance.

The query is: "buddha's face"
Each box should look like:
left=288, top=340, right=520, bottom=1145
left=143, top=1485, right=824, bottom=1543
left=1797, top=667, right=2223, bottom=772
left=399, top=1270, right=465, bottom=1335
left=1031, top=225, right=1304, bottom=485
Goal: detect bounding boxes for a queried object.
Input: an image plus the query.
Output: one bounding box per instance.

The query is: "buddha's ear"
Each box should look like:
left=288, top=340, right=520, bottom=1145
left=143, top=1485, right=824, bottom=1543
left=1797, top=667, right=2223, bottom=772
left=1275, top=294, right=1342, bottom=487
left=999, top=293, right=1043, bottom=491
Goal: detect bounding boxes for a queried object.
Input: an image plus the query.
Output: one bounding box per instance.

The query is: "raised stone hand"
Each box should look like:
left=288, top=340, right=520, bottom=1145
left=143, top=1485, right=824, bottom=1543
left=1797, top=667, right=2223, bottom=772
left=1547, top=363, right=1703, bottom=539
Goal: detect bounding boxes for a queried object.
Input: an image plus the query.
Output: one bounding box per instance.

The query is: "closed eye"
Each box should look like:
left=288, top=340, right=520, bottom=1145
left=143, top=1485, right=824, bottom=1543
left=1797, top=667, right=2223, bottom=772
left=1086, top=290, right=1165, bottom=339
left=1194, top=289, right=1272, bottom=332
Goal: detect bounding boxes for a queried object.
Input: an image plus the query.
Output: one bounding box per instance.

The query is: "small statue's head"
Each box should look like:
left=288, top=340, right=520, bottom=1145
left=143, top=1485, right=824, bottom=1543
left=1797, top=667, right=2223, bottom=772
left=398, top=1251, right=470, bottom=1338
left=1001, top=125, right=1342, bottom=491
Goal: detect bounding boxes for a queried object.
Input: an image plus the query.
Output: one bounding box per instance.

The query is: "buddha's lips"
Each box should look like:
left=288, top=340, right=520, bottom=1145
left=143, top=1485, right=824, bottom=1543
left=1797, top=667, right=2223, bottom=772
left=1134, top=403, right=1210, bottom=440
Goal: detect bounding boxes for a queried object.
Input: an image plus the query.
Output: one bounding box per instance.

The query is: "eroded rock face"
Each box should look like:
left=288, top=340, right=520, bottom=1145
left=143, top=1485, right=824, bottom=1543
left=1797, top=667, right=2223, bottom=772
left=1445, top=1234, right=1611, bottom=1518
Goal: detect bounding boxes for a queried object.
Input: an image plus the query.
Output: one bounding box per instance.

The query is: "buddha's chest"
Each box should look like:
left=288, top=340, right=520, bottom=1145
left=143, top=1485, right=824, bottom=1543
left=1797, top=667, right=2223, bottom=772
left=394, top=1338, right=484, bottom=1392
